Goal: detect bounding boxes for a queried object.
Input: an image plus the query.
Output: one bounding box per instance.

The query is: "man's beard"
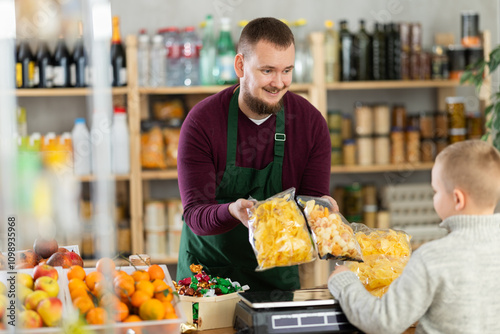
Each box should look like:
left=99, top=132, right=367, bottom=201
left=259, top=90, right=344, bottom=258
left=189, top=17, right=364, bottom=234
left=242, top=88, right=284, bottom=116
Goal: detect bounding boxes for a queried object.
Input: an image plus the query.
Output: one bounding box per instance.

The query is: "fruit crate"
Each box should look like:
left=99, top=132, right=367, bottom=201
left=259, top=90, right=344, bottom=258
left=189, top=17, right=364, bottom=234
left=62, top=265, right=186, bottom=334
left=0, top=266, right=71, bottom=333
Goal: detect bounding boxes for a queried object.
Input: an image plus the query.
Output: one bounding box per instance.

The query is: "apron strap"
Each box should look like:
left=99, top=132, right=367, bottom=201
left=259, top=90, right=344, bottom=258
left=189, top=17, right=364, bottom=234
left=227, top=87, right=286, bottom=166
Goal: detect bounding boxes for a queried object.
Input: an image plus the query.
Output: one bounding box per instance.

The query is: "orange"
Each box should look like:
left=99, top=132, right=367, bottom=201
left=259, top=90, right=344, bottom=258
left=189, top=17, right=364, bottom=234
left=138, top=298, right=165, bottom=321
left=147, top=264, right=165, bottom=281
left=135, top=280, right=154, bottom=298
left=154, top=285, right=173, bottom=303
left=99, top=292, right=120, bottom=308
left=162, top=301, right=177, bottom=319
left=70, top=286, right=93, bottom=301
left=86, top=307, right=108, bottom=325
left=85, top=271, right=105, bottom=291
left=73, top=296, right=95, bottom=315
left=130, top=290, right=151, bottom=308
left=114, top=271, right=134, bottom=286
left=93, top=280, right=112, bottom=299
left=114, top=276, right=135, bottom=299
left=114, top=301, right=129, bottom=322
left=131, top=270, right=150, bottom=282
left=67, top=265, right=86, bottom=281
left=96, top=257, right=116, bottom=274
left=68, top=278, right=88, bottom=292
left=151, top=279, right=168, bottom=293
left=123, top=314, right=141, bottom=322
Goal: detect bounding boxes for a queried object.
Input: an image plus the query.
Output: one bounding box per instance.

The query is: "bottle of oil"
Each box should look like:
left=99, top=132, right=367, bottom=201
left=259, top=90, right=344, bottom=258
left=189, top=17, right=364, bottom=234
left=339, top=20, right=354, bottom=81
left=111, top=16, right=127, bottom=87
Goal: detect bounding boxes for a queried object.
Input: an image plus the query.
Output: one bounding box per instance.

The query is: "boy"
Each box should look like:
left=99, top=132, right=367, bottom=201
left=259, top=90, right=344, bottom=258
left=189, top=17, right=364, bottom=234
left=328, top=140, right=500, bottom=334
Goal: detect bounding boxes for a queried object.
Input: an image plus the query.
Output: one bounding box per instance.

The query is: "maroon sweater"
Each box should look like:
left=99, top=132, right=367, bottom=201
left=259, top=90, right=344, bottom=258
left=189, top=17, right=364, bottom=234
left=178, top=85, right=331, bottom=236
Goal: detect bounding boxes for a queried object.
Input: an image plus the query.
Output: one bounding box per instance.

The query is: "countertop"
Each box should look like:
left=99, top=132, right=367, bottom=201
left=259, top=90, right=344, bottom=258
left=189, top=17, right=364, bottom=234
left=195, top=326, right=417, bottom=333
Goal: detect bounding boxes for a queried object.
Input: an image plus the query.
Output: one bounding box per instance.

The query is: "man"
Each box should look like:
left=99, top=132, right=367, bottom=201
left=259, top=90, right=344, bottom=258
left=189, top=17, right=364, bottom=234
left=177, top=17, right=333, bottom=291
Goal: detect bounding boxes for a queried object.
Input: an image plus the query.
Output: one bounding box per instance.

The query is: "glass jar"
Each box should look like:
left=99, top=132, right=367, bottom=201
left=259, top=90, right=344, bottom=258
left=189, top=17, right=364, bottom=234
left=327, top=109, right=342, bottom=131
left=342, top=114, right=353, bottom=140
left=374, top=135, right=390, bottom=165
left=354, top=102, right=374, bottom=136
left=435, top=111, right=448, bottom=138
left=373, top=104, right=390, bottom=135
left=392, top=104, right=407, bottom=129
left=467, top=112, right=483, bottom=139
left=390, top=127, right=405, bottom=164
left=421, top=138, right=436, bottom=162
left=362, top=184, right=377, bottom=206
left=406, top=127, right=420, bottom=163
left=344, top=182, right=363, bottom=223
left=356, top=136, right=374, bottom=166
left=445, top=96, right=466, bottom=134
left=331, top=148, right=343, bottom=166
left=447, top=45, right=466, bottom=80
left=419, top=111, right=435, bottom=139
left=343, top=139, right=356, bottom=165
left=435, top=138, right=448, bottom=155
left=431, top=45, right=449, bottom=80
left=461, top=11, right=481, bottom=47
left=330, top=130, right=343, bottom=149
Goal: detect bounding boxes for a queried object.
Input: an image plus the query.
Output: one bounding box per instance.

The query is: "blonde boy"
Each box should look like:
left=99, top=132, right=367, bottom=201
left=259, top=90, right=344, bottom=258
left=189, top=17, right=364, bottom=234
left=328, top=140, right=500, bottom=334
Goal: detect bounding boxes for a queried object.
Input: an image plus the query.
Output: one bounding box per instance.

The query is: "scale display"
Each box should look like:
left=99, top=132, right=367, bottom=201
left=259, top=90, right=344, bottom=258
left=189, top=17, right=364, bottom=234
left=239, top=288, right=337, bottom=308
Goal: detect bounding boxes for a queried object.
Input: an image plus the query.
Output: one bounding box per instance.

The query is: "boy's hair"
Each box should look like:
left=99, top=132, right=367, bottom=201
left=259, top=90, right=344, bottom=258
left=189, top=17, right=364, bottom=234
left=436, top=140, right=500, bottom=207
left=237, top=17, right=294, bottom=56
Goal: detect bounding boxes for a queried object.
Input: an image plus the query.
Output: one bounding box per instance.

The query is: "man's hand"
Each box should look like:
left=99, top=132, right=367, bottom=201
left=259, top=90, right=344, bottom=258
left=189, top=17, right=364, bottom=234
left=228, top=199, right=255, bottom=228
left=328, top=264, right=350, bottom=281
left=322, top=195, right=339, bottom=212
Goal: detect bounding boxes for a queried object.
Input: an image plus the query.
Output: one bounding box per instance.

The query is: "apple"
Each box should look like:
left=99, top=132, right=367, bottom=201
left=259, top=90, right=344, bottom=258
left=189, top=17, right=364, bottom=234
left=0, top=253, right=6, bottom=270
left=17, top=285, right=33, bottom=305
left=33, top=264, right=59, bottom=281
left=0, top=281, right=6, bottom=295
left=33, top=238, right=59, bottom=259
left=18, top=310, right=43, bottom=328
left=37, top=297, right=63, bottom=327
left=17, top=272, right=34, bottom=290
left=24, top=290, right=50, bottom=310
left=34, top=276, right=59, bottom=298
left=0, top=294, right=7, bottom=319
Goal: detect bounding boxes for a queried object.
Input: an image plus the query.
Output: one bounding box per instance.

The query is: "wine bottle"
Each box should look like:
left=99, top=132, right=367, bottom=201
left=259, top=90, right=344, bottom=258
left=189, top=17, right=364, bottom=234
left=35, top=39, right=54, bottom=88
left=111, top=16, right=127, bottom=87
left=372, top=23, right=386, bottom=80
left=53, top=35, right=71, bottom=87
left=339, top=20, right=354, bottom=81
left=354, top=19, right=372, bottom=81
left=16, top=39, right=35, bottom=88
left=72, top=21, right=88, bottom=87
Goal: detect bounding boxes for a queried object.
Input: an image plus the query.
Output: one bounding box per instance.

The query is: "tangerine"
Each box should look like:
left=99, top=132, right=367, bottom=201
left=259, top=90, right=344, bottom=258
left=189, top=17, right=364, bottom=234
left=114, top=271, right=134, bottom=286
left=162, top=301, right=177, bottom=319
left=135, top=280, right=154, bottom=298
left=95, top=257, right=116, bottom=274
left=73, top=296, right=95, bottom=315
left=130, top=290, right=151, bottom=308
left=131, top=270, right=150, bottom=282
left=86, top=307, right=108, bottom=325
left=138, top=298, right=165, bottom=321
left=154, top=285, right=174, bottom=303
left=85, top=271, right=105, bottom=291
left=68, top=278, right=88, bottom=292
left=114, top=301, right=129, bottom=322
left=114, top=276, right=135, bottom=299
left=147, top=264, right=165, bottom=280
left=123, top=314, right=141, bottom=322
left=70, top=286, right=94, bottom=301
left=67, top=265, right=86, bottom=281
left=151, top=279, right=168, bottom=293
left=99, top=292, right=120, bottom=308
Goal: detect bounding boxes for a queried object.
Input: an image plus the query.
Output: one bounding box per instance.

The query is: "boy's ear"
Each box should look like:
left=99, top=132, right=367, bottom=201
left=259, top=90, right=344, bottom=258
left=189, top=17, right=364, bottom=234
left=235, top=53, right=244, bottom=78
left=453, top=188, right=466, bottom=211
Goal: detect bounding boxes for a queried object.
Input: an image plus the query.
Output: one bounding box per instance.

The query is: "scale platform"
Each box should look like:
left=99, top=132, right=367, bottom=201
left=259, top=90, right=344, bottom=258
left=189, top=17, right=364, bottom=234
left=233, top=288, right=361, bottom=334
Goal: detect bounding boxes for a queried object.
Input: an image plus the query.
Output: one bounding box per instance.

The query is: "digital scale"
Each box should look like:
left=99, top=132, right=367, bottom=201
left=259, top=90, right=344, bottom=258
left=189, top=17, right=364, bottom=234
left=233, top=288, right=362, bottom=334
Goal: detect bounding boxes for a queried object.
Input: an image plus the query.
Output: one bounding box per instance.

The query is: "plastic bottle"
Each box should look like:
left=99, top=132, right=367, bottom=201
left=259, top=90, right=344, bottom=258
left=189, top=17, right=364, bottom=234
left=293, top=18, right=313, bottom=83
left=199, top=15, right=217, bottom=86
left=324, top=20, right=339, bottom=83
left=164, top=27, right=182, bottom=86
left=137, top=29, right=150, bottom=87
left=71, top=118, right=92, bottom=175
left=216, top=17, right=237, bottom=85
left=180, top=26, right=201, bottom=86
left=150, top=33, right=166, bottom=87
left=111, top=107, right=130, bottom=175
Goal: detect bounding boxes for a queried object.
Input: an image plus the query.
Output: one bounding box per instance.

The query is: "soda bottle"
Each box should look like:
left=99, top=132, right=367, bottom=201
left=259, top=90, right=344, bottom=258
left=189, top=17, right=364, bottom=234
left=324, top=20, right=339, bottom=83
left=180, top=26, right=201, bottom=86
left=34, top=39, right=54, bottom=88
left=199, top=15, right=217, bottom=86
left=216, top=17, right=237, bottom=85
left=111, top=16, right=127, bottom=87
left=150, top=33, right=166, bottom=87
left=137, top=29, right=150, bottom=87
left=164, top=27, right=182, bottom=86
left=71, top=118, right=92, bottom=175
left=111, top=107, right=130, bottom=175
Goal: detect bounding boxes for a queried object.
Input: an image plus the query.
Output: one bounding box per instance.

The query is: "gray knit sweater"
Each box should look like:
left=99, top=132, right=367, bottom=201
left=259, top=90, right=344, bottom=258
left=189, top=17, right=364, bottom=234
left=328, top=214, right=500, bottom=334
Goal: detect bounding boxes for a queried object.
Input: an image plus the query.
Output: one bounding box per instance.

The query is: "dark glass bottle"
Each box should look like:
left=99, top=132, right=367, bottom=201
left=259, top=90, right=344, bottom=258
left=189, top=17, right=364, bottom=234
left=339, top=20, right=354, bottom=81
left=72, top=22, right=88, bottom=87
left=111, top=16, right=127, bottom=87
left=372, top=23, right=386, bottom=80
left=392, top=23, right=402, bottom=80
left=386, top=23, right=401, bottom=80
left=35, top=40, right=54, bottom=88
left=354, top=20, right=371, bottom=81
left=53, top=35, right=71, bottom=87
left=16, top=40, right=35, bottom=88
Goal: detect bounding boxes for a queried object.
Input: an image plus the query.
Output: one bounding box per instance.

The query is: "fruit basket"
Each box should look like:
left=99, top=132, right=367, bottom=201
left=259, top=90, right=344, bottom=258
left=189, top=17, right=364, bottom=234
left=62, top=264, right=186, bottom=334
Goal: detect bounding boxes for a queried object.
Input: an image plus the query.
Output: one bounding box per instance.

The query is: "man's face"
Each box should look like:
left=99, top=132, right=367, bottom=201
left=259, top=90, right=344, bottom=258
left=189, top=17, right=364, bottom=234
left=239, top=40, right=295, bottom=116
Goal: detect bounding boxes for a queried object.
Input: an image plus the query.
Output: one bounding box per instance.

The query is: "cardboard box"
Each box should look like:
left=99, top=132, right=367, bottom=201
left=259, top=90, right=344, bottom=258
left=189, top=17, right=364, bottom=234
left=179, top=292, right=242, bottom=330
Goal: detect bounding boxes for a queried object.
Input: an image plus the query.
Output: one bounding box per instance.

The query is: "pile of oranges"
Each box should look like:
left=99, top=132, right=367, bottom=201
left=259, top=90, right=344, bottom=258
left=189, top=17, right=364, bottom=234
left=66, top=258, right=177, bottom=325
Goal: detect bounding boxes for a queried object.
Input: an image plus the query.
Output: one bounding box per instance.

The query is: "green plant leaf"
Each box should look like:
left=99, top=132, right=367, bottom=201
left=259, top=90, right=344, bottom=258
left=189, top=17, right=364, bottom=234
left=481, top=132, right=490, bottom=141
left=487, top=46, right=500, bottom=73
left=485, top=117, right=493, bottom=128
left=460, top=70, right=474, bottom=84
left=484, top=104, right=494, bottom=118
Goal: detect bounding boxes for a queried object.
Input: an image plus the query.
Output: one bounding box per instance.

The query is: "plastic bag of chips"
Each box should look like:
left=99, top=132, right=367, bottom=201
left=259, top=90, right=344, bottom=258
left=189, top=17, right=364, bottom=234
left=297, top=196, right=363, bottom=262
left=346, top=224, right=412, bottom=297
left=247, top=188, right=316, bottom=271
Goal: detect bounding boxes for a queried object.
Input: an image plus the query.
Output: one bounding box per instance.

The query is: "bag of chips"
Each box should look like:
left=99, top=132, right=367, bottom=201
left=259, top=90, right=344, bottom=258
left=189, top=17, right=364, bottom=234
left=297, top=196, right=363, bottom=262
left=247, top=188, right=316, bottom=271
left=346, top=224, right=412, bottom=297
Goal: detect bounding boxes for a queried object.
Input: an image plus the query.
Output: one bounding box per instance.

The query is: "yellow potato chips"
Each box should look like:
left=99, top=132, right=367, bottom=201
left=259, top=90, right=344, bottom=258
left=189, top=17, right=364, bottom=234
left=355, top=228, right=412, bottom=258
left=248, top=188, right=315, bottom=270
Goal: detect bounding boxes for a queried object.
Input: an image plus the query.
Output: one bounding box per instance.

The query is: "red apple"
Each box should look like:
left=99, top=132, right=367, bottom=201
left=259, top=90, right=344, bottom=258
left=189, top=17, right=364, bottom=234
left=33, top=264, right=59, bottom=281
left=34, top=276, right=59, bottom=298
left=33, top=238, right=59, bottom=259
left=18, top=310, right=43, bottom=328
left=37, top=297, right=63, bottom=327
left=24, top=290, right=50, bottom=311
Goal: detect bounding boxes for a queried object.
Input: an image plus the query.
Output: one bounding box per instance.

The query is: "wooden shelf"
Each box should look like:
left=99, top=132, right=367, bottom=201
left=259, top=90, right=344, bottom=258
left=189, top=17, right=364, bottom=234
left=326, top=80, right=461, bottom=90
left=150, top=256, right=179, bottom=265
left=78, top=174, right=131, bottom=182
left=138, top=83, right=314, bottom=95
left=330, top=162, right=434, bottom=174
left=141, top=169, right=178, bottom=180
left=16, top=87, right=128, bottom=97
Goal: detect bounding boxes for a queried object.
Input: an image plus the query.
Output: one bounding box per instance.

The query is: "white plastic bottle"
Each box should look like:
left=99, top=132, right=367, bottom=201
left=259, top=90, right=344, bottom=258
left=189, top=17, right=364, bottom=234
left=137, top=29, right=150, bottom=87
left=180, top=26, right=201, bottom=86
left=150, top=33, right=166, bottom=87
left=71, top=118, right=92, bottom=175
left=111, top=107, right=130, bottom=174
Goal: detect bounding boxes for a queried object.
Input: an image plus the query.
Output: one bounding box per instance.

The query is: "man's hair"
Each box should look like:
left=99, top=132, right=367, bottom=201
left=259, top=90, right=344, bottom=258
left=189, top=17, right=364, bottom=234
left=237, top=17, right=294, bottom=56
left=436, top=140, right=500, bottom=207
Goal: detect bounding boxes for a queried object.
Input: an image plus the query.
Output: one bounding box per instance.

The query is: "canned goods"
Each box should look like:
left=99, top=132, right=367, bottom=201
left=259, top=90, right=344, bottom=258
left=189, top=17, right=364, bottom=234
left=435, top=138, right=448, bottom=155
left=354, top=102, right=374, bottom=136
left=344, top=183, right=363, bottom=222
left=362, top=184, right=377, bottom=206
left=431, top=45, right=449, bottom=80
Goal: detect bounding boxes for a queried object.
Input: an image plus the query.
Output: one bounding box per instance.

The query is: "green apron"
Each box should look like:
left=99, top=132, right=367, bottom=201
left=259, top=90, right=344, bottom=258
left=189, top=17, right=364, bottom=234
left=177, top=87, right=300, bottom=291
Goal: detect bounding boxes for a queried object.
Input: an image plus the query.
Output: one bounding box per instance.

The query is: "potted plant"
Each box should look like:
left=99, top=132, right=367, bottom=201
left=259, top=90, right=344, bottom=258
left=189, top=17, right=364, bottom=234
left=461, top=45, right=500, bottom=149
